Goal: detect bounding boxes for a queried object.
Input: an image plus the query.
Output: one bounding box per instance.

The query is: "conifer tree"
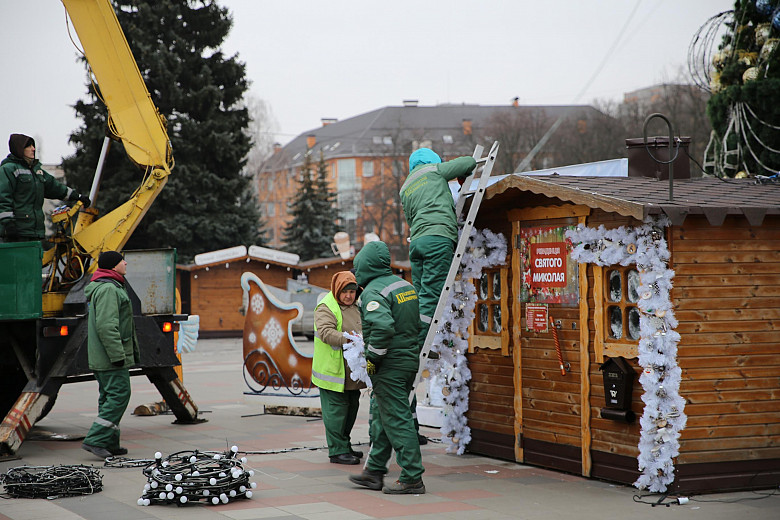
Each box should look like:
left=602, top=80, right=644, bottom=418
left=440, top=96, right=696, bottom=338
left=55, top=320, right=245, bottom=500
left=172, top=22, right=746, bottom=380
left=62, top=0, right=265, bottom=261
left=283, top=152, right=342, bottom=260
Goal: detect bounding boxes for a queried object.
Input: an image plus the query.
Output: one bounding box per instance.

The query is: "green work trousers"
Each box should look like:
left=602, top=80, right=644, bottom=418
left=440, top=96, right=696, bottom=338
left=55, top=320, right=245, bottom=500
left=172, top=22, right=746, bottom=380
left=409, top=235, right=455, bottom=350
left=319, top=387, right=360, bottom=457
left=367, top=369, right=424, bottom=483
left=84, top=368, right=131, bottom=450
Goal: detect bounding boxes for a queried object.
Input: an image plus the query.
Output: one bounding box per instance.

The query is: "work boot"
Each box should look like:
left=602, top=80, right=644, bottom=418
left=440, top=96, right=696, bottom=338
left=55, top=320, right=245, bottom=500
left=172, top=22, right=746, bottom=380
left=82, top=442, right=112, bottom=459
left=418, top=434, right=428, bottom=445
left=349, top=469, right=384, bottom=490
left=330, top=453, right=360, bottom=465
left=110, top=446, right=128, bottom=456
left=350, top=448, right=364, bottom=458
left=382, top=479, right=426, bottom=495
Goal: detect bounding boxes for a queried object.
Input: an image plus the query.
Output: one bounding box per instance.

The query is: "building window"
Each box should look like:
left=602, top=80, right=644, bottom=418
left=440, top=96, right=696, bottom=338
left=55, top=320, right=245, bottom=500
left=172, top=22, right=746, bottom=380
left=373, top=136, right=382, bottom=145
left=594, top=265, right=640, bottom=359
left=337, top=159, right=360, bottom=221
left=362, top=160, right=374, bottom=177
left=266, top=202, right=276, bottom=217
left=382, top=136, right=392, bottom=145
left=443, top=135, right=453, bottom=144
left=469, top=267, right=510, bottom=356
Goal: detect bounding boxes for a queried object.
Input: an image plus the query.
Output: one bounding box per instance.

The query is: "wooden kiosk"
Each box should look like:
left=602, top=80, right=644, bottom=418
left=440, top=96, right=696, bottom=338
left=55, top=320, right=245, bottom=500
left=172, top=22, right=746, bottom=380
left=463, top=152, right=780, bottom=493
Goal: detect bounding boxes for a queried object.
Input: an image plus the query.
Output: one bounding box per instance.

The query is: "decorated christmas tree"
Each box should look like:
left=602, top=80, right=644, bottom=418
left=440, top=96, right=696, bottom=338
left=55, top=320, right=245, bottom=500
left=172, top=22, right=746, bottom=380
left=690, top=0, right=780, bottom=178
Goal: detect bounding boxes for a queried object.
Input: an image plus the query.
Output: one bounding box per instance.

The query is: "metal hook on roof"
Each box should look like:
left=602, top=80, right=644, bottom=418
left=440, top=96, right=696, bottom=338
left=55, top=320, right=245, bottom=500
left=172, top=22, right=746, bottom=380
left=643, top=113, right=679, bottom=202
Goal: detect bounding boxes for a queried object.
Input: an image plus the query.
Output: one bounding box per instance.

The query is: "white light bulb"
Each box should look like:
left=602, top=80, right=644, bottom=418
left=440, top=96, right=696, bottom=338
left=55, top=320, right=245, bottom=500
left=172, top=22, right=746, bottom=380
left=143, top=499, right=150, bottom=506
left=143, top=484, right=151, bottom=492
left=250, top=482, right=257, bottom=489
left=175, top=487, right=183, bottom=494
left=239, top=486, right=246, bottom=492
left=203, top=489, right=210, bottom=496
left=155, top=452, right=162, bottom=459
left=165, top=484, right=173, bottom=491
left=158, top=492, right=166, bottom=500
left=180, top=496, right=187, bottom=504
left=210, top=478, right=217, bottom=485
left=190, top=456, right=196, bottom=463
left=137, top=498, right=144, bottom=506
left=229, top=490, right=237, bottom=497
left=240, top=457, right=248, bottom=464
left=192, top=470, right=200, bottom=476
left=150, top=481, right=158, bottom=489
left=231, top=445, right=238, bottom=453
left=211, top=497, right=219, bottom=505
left=162, top=461, right=169, bottom=467
left=213, top=454, right=221, bottom=460
left=248, top=470, right=255, bottom=477
left=245, top=490, right=253, bottom=499
left=219, top=472, right=226, bottom=478
left=175, top=473, right=182, bottom=481
left=167, top=492, right=174, bottom=500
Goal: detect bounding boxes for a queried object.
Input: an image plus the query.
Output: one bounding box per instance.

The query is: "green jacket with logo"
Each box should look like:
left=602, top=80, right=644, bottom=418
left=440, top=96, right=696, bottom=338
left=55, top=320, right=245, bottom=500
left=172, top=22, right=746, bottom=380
left=399, top=156, right=476, bottom=243
left=353, top=241, right=420, bottom=373
left=0, top=155, right=79, bottom=239
left=84, top=276, right=140, bottom=371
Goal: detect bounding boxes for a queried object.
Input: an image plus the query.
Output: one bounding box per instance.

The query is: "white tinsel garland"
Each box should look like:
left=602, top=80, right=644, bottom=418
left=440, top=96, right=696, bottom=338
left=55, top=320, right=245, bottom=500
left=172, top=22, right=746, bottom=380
left=425, top=228, right=508, bottom=455
left=343, top=331, right=372, bottom=388
left=565, top=215, right=687, bottom=493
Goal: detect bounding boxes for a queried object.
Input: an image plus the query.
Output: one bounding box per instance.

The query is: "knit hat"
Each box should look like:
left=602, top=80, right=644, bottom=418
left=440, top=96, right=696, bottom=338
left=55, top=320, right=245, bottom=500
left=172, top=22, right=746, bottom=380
left=343, top=282, right=358, bottom=292
left=98, top=251, right=124, bottom=270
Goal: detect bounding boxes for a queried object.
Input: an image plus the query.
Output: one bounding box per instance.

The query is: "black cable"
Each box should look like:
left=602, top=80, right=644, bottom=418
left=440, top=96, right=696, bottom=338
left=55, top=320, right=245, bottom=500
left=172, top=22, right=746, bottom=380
left=0, top=465, right=102, bottom=499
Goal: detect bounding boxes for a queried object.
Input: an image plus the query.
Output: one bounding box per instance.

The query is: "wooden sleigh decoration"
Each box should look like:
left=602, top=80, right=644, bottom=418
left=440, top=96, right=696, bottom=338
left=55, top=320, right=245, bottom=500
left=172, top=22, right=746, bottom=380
left=240, top=272, right=315, bottom=395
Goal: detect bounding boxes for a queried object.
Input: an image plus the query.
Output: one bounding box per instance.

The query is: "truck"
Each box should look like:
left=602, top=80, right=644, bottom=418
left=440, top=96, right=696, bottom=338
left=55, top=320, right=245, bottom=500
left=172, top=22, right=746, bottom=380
left=0, top=0, right=200, bottom=456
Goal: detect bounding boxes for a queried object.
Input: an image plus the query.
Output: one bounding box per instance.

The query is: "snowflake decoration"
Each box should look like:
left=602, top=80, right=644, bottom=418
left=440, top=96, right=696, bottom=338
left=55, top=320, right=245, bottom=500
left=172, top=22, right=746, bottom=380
left=251, top=294, right=264, bottom=314
left=262, top=318, right=283, bottom=349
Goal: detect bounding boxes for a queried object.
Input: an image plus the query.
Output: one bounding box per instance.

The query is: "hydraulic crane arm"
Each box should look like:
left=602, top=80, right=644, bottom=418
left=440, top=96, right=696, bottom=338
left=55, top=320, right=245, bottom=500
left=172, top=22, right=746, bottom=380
left=53, top=0, right=173, bottom=258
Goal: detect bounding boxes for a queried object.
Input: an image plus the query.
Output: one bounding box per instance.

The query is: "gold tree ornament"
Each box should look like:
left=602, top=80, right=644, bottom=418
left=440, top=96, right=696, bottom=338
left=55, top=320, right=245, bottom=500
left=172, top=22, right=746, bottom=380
left=756, top=23, right=772, bottom=47
left=743, top=67, right=760, bottom=82
left=760, top=38, right=779, bottom=62
left=626, top=243, right=637, bottom=254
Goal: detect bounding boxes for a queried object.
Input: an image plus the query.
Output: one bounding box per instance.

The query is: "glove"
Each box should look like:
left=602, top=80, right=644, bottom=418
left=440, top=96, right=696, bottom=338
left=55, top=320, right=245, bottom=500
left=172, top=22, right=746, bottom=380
left=78, top=194, right=92, bottom=208
left=457, top=175, right=467, bottom=186
left=112, top=359, right=125, bottom=368
left=366, top=360, right=376, bottom=375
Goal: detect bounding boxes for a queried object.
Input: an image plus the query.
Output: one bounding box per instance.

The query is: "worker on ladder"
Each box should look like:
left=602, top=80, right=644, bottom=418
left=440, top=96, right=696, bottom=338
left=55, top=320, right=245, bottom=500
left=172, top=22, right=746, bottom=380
left=399, top=148, right=477, bottom=432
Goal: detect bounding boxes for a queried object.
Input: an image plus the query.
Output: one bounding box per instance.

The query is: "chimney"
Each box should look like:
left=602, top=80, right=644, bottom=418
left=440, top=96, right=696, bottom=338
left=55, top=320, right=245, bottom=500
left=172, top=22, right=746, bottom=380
left=462, top=119, right=472, bottom=136
left=403, top=99, right=419, bottom=107
left=321, top=118, right=337, bottom=126
left=273, top=142, right=282, bottom=154
left=306, top=134, right=316, bottom=149
left=625, top=137, right=692, bottom=179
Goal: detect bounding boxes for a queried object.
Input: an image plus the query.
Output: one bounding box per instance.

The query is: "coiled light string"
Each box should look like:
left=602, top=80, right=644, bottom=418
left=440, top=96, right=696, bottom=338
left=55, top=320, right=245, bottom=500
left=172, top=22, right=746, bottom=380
left=0, top=465, right=102, bottom=499
left=137, top=446, right=256, bottom=506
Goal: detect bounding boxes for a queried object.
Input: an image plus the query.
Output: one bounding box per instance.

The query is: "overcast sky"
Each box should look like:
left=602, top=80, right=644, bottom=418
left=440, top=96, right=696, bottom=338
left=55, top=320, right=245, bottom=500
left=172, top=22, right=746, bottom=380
left=0, top=0, right=733, bottom=164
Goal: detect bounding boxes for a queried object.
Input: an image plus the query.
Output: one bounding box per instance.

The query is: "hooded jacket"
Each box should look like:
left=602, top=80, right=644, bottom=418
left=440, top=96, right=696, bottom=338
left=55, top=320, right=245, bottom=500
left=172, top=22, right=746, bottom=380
left=84, top=269, right=140, bottom=371
left=400, top=148, right=476, bottom=243
left=0, top=133, right=80, bottom=239
left=353, top=241, right=420, bottom=372
left=312, top=271, right=363, bottom=391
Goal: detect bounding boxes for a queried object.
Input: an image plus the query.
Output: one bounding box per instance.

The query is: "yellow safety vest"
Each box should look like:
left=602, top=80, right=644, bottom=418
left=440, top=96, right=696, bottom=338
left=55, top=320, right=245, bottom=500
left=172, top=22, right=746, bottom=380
left=312, top=292, right=346, bottom=392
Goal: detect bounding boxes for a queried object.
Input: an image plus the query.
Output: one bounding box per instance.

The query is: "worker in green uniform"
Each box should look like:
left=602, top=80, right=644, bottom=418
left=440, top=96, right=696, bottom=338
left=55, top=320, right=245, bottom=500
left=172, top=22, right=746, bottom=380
left=348, top=240, right=425, bottom=495
left=313, top=270, right=365, bottom=465
left=0, top=133, right=90, bottom=242
left=400, top=147, right=476, bottom=353
left=82, top=251, right=138, bottom=459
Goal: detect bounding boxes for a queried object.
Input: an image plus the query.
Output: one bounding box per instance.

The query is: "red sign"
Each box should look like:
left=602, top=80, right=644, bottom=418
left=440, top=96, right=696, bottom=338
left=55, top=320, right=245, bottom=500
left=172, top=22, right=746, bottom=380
left=526, top=304, right=549, bottom=333
left=529, top=242, right=567, bottom=288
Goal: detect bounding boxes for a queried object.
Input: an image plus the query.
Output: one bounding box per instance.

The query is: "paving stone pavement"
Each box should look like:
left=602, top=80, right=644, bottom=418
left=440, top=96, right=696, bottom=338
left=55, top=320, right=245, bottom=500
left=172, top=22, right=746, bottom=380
left=1, top=338, right=777, bottom=519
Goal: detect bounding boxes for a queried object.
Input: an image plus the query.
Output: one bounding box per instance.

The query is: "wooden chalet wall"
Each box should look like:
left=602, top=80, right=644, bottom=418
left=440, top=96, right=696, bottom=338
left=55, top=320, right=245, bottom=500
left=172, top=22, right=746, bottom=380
left=465, top=214, right=515, bottom=460
left=670, top=214, right=780, bottom=492
left=178, top=259, right=294, bottom=337
left=583, top=210, right=644, bottom=484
